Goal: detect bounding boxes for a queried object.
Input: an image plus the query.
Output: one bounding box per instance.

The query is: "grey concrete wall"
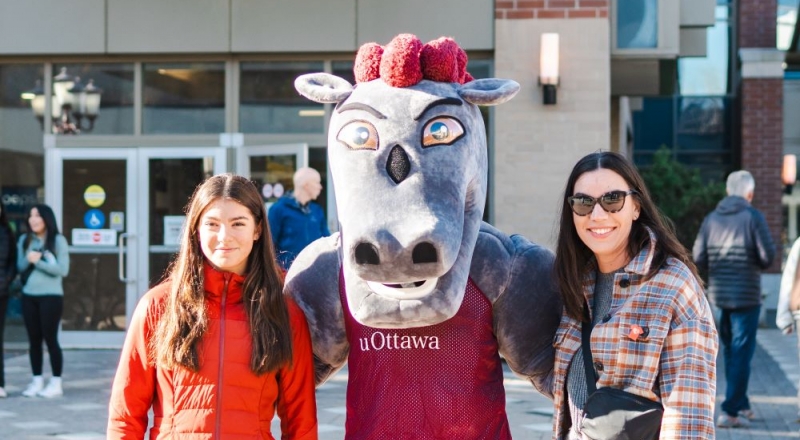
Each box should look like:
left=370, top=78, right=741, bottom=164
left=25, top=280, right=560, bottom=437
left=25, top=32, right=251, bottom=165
left=0, top=0, right=105, bottom=54
left=494, top=18, right=610, bottom=249
left=107, top=0, right=230, bottom=53
left=357, top=0, right=493, bottom=50
left=0, top=0, right=493, bottom=55
left=232, top=0, right=357, bottom=52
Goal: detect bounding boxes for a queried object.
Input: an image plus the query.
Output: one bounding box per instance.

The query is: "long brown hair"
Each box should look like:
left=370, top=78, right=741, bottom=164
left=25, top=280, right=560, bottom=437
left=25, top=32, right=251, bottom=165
left=554, top=152, right=702, bottom=322
left=151, top=173, right=292, bottom=374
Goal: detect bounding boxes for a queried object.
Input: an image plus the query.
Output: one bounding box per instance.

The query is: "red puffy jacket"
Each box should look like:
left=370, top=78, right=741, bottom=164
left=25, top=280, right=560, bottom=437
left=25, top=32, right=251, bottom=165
left=108, top=263, right=318, bottom=439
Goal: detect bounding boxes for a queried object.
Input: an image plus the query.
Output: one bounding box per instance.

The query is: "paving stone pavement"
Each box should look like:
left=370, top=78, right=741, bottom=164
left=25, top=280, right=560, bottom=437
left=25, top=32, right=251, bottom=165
left=0, top=328, right=798, bottom=439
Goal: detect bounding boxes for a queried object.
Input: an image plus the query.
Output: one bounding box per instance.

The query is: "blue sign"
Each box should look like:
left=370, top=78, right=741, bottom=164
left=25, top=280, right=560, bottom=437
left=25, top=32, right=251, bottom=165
left=84, top=209, right=106, bottom=229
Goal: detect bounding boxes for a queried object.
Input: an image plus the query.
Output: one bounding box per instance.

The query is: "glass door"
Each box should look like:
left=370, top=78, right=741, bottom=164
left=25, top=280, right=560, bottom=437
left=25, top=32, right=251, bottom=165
left=49, top=148, right=137, bottom=347
left=238, top=144, right=308, bottom=211
left=136, top=148, right=226, bottom=292
left=48, top=147, right=225, bottom=347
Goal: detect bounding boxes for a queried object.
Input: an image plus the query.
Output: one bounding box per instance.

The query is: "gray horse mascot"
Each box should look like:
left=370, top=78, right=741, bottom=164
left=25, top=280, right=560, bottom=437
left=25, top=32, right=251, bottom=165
left=289, top=33, right=561, bottom=439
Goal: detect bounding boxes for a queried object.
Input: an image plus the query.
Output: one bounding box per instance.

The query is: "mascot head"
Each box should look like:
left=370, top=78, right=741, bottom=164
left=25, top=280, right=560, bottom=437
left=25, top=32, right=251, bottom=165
left=295, top=34, right=519, bottom=328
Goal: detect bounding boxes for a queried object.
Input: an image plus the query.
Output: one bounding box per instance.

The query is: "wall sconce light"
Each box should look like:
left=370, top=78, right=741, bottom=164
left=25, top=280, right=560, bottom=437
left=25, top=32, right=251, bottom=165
left=539, top=33, right=560, bottom=105
left=783, top=154, right=797, bottom=194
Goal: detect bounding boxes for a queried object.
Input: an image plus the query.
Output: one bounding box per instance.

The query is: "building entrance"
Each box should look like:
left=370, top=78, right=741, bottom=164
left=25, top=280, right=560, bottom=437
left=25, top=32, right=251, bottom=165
left=46, top=147, right=226, bottom=347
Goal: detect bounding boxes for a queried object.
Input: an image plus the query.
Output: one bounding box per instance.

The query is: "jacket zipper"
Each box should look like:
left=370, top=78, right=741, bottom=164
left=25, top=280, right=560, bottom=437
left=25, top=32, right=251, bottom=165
left=214, top=273, right=230, bottom=439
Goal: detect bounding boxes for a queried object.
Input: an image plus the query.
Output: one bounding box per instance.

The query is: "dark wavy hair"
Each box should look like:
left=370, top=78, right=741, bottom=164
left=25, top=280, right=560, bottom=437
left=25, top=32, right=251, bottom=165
left=151, top=173, right=292, bottom=374
left=554, top=151, right=701, bottom=321
left=24, top=204, right=60, bottom=252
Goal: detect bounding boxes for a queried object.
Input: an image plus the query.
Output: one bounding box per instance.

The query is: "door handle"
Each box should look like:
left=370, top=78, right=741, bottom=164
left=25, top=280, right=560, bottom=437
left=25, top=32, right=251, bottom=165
left=118, top=232, right=134, bottom=283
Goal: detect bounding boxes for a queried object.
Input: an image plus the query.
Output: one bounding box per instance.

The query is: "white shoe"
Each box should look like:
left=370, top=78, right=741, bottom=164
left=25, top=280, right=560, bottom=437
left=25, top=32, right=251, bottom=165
left=21, top=376, right=44, bottom=397
left=37, top=377, right=63, bottom=398
left=0, top=387, right=6, bottom=398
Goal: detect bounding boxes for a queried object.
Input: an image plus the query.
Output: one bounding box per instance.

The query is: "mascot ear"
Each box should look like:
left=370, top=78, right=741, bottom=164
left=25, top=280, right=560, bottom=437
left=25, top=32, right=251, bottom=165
left=295, top=73, right=354, bottom=104
left=457, top=78, right=520, bottom=106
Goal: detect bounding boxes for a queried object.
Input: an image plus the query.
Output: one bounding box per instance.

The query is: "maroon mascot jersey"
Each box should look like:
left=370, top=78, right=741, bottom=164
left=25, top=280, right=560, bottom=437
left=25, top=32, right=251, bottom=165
left=340, top=271, right=511, bottom=440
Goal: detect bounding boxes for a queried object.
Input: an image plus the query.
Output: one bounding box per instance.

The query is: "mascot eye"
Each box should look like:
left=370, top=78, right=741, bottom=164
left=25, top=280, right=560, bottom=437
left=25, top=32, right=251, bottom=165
left=337, top=121, right=379, bottom=150
left=421, top=117, right=464, bottom=148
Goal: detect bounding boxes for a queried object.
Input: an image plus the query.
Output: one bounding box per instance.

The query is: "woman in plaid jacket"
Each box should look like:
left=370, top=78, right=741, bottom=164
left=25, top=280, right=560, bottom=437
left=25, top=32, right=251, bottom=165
left=550, top=151, right=718, bottom=439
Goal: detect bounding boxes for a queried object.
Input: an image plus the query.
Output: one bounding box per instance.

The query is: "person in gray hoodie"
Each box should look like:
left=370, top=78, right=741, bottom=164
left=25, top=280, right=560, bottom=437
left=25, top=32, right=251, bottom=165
left=693, top=170, right=776, bottom=428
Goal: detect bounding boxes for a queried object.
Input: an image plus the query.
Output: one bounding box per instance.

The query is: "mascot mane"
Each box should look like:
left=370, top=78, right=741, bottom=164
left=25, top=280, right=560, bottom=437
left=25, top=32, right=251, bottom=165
left=354, top=34, right=475, bottom=87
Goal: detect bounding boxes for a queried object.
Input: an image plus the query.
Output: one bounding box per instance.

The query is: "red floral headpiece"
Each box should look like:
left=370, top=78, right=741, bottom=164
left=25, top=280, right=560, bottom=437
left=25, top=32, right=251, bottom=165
left=354, top=34, right=474, bottom=88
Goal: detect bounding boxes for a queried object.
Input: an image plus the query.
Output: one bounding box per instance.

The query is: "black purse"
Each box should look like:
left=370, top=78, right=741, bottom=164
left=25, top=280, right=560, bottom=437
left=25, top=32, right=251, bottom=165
left=579, top=306, right=663, bottom=440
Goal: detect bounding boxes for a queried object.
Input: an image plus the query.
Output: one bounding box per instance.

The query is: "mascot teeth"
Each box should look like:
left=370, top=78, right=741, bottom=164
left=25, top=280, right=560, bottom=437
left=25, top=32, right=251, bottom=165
left=366, top=279, right=437, bottom=299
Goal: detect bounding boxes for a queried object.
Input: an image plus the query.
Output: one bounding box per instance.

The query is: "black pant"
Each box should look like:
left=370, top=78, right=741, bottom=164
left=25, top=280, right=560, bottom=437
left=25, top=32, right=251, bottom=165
left=0, top=294, right=8, bottom=387
left=21, top=294, right=63, bottom=377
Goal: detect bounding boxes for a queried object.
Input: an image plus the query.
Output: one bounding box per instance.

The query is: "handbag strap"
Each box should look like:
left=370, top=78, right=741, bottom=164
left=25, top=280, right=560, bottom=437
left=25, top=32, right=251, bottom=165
left=581, top=303, right=599, bottom=395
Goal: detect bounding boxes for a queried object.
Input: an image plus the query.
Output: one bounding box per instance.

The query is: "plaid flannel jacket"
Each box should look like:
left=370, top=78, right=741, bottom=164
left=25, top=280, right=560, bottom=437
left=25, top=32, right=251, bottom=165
left=551, top=229, right=718, bottom=439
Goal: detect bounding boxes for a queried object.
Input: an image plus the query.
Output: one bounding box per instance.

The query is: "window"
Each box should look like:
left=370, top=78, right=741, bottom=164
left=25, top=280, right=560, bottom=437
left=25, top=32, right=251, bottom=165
left=612, top=0, right=681, bottom=57
left=617, top=0, right=659, bottom=49
left=678, top=3, right=732, bottom=95
left=778, top=0, right=799, bottom=50
left=53, top=63, right=134, bottom=135
left=632, top=95, right=733, bottom=183
left=239, top=62, right=325, bottom=133
left=0, top=64, right=45, bottom=233
left=143, top=62, right=225, bottom=134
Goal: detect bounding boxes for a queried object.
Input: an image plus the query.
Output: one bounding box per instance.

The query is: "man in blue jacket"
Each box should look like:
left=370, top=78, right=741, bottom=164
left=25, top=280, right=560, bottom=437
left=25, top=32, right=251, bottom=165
left=268, top=167, right=330, bottom=270
left=693, top=170, right=776, bottom=429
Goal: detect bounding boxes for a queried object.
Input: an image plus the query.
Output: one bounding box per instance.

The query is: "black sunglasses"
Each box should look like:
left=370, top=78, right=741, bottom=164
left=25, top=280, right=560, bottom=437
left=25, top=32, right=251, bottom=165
left=567, top=189, right=638, bottom=216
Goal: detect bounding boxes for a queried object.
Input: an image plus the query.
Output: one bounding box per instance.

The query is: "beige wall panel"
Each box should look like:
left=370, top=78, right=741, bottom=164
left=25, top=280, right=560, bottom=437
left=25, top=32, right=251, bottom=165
left=680, top=0, right=715, bottom=27
left=357, top=0, right=492, bottom=50
left=611, top=60, right=660, bottom=96
left=494, top=19, right=610, bottom=248
left=0, top=0, right=105, bottom=54
left=232, top=0, right=356, bottom=52
left=679, top=28, right=707, bottom=57
left=107, top=0, right=229, bottom=53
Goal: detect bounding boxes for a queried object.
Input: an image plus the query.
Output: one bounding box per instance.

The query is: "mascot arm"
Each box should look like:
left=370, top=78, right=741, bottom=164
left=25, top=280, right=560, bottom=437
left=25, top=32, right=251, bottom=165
left=284, top=233, right=349, bottom=385
left=471, top=223, right=562, bottom=398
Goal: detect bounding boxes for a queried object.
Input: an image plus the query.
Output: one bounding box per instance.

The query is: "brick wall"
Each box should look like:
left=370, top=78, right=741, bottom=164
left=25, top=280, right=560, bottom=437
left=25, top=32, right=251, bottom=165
left=741, top=78, right=783, bottom=272
left=739, top=0, right=778, bottom=48
left=495, top=0, right=608, bottom=19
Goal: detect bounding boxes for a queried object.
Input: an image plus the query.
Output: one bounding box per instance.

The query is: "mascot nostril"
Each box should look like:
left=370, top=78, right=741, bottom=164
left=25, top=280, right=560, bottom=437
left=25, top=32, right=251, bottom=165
left=354, top=242, right=380, bottom=265
left=386, top=145, right=411, bottom=184
left=412, top=242, right=438, bottom=264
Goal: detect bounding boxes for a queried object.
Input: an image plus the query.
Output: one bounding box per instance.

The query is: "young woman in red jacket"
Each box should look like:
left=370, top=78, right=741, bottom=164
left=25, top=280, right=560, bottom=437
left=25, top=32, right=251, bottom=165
left=108, top=174, right=318, bottom=439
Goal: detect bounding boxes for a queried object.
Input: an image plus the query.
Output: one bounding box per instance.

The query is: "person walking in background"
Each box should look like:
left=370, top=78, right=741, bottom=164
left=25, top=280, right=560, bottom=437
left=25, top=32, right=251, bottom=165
left=776, top=235, right=800, bottom=421
left=17, top=204, right=70, bottom=398
left=0, top=201, right=17, bottom=398
left=693, top=170, right=776, bottom=428
left=551, top=151, right=717, bottom=439
left=108, top=174, right=317, bottom=439
left=268, top=167, right=330, bottom=270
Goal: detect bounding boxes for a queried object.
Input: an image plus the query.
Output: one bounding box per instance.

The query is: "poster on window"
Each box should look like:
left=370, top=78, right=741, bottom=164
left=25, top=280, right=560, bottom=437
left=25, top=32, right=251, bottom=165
left=163, top=216, right=186, bottom=246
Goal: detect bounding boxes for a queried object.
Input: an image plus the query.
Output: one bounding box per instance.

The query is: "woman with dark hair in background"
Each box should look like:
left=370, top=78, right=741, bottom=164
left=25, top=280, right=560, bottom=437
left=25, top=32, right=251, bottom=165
left=17, top=203, right=70, bottom=398
left=550, top=151, right=718, bottom=439
left=108, top=174, right=317, bottom=439
left=0, top=201, right=17, bottom=398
